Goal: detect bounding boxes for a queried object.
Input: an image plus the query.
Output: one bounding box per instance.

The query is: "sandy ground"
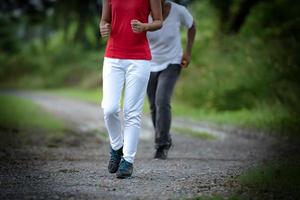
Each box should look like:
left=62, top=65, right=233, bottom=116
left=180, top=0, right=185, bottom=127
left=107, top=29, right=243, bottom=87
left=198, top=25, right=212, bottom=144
left=0, top=92, right=279, bottom=199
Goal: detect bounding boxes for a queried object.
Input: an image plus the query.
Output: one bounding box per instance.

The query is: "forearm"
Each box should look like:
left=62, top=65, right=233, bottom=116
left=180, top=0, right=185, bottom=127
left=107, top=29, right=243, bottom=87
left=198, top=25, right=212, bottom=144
left=100, top=0, right=111, bottom=25
left=145, top=20, right=163, bottom=32
left=148, top=0, right=163, bottom=32
left=185, top=22, right=196, bottom=55
left=100, top=19, right=109, bottom=26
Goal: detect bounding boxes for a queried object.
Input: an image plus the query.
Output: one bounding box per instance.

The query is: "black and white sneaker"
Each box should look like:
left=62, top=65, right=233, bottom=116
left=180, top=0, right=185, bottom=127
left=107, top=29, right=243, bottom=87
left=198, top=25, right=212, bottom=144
left=116, top=159, right=133, bottom=179
left=154, top=143, right=172, bottom=160
left=108, top=146, right=123, bottom=173
left=154, top=147, right=169, bottom=160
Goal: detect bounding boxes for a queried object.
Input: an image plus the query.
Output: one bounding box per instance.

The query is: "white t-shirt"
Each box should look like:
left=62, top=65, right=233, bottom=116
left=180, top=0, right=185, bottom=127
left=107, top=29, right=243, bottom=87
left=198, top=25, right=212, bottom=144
left=147, top=2, right=193, bottom=72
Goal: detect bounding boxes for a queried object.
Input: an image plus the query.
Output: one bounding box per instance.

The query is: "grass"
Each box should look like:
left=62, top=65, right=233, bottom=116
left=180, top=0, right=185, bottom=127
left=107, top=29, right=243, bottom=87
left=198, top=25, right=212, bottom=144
left=44, top=87, right=102, bottom=103
left=172, top=127, right=217, bottom=140
left=237, top=157, right=300, bottom=199
left=192, top=197, right=239, bottom=200
left=0, top=94, right=65, bottom=132
left=172, top=101, right=297, bottom=134
left=191, top=157, right=300, bottom=200
left=0, top=94, right=67, bottom=148
left=43, top=88, right=296, bottom=134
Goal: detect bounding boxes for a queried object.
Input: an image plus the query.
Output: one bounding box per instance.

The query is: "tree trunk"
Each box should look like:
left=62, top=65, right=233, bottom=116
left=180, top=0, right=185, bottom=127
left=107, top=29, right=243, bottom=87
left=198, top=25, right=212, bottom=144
left=229, top=0, right=260, bottom=33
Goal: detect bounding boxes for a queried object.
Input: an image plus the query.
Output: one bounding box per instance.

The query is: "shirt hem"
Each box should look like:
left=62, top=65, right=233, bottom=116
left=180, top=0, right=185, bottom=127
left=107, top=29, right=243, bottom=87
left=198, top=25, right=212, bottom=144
left=105, top=53, right=152, bottom=61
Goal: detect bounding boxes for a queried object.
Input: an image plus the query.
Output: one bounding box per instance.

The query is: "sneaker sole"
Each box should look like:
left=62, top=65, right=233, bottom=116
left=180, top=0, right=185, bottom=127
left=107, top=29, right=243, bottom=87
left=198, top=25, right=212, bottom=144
left=116, top=174, right=132, bottom=179
left=108, top=165, right=120, bottom=173
left=108, top=170, right=118, bottom=174
left=154, top=156, right=167, bottom=160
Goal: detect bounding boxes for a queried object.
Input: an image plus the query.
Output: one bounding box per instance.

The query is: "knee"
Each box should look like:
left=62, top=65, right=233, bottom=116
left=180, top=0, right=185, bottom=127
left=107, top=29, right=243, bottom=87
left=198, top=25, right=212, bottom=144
left=124, top=109, right=141, bottom=127
left=155, top=97, right=170, bottom=110
left=103, top=105, right=120, bottom=117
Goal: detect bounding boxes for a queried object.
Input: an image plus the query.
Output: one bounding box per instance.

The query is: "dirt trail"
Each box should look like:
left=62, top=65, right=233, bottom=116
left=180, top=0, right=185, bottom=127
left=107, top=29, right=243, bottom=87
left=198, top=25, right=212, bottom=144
left=0, top=92, right=278, bottom=199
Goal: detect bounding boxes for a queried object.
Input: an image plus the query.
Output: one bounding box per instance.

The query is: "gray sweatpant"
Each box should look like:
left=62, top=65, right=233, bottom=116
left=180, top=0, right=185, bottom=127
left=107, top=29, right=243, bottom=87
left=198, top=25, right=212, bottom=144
left=147, top=64, right=181, bottom=149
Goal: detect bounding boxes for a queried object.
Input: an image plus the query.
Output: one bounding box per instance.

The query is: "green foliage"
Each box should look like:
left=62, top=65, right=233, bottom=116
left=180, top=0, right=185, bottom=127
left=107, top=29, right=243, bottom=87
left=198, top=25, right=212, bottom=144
left=178, top=0, right=299, bottom=110
left=0, top=16, right=20, bottom=53
left=0, top=32, right=104, bottom=89
left=193, top=157, right=300, bottom=199
left=1, top=0, right=299, bottom=134
left=173, top=0, right=300, bottom=132
left=0, top=94, right=64, bottom=131
left=238, top=157, right=300, bottom=199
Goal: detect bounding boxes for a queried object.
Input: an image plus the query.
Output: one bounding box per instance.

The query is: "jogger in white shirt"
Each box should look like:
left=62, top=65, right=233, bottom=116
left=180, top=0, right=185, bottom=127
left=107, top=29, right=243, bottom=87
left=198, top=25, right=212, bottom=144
left=147, top=0, right=196, bottom=159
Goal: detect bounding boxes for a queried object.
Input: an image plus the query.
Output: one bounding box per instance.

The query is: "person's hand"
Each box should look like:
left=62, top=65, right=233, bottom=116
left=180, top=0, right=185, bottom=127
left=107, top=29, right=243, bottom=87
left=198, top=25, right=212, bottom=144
left=100, top=23, right=111, bottom=37
left=131, top=19, right=147, bottom=33
left=181, top=53, right=191, bottom=68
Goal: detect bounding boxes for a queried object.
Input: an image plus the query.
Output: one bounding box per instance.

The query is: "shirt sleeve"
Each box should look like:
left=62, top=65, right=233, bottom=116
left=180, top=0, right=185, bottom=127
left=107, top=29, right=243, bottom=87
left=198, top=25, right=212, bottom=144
left=177, top=4, right=194, bottom=28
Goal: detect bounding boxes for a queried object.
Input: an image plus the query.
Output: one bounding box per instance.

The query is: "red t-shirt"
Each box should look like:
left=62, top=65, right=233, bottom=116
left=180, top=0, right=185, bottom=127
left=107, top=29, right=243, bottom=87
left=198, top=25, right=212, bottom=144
left=105, top=0, right=152, bottom=60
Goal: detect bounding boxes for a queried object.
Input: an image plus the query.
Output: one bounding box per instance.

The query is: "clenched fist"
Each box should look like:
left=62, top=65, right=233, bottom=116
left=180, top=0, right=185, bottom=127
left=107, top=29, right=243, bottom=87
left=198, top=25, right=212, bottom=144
left=181, top=53, right=191, bottom=68
left=100, top=23, right=111, bottom=37
left=131, top=20, right=147, bottom=33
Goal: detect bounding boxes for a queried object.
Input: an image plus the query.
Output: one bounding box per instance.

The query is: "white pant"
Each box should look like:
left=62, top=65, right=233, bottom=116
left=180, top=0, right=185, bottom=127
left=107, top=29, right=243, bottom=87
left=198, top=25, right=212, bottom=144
left=101, top=57, right=151, bottom=163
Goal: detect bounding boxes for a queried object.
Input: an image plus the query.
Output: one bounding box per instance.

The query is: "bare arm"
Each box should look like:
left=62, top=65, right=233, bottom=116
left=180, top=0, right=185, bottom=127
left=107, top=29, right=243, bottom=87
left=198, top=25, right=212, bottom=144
left=99, top=0, right=111, bottom=37
left=131, top=0, right=162, bottom=33
left=147, top=0, right=163, bottom=31
left=181, top=21, right=196, bottom=68
left=186, top=22, right=196, bottom=56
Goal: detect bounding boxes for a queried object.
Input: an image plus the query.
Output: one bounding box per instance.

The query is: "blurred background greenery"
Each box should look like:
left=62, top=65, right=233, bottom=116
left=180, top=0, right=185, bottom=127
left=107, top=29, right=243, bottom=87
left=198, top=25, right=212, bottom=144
left=1, top=1, right=300, bottom=199
left=0, top=0, right=299, bottom=133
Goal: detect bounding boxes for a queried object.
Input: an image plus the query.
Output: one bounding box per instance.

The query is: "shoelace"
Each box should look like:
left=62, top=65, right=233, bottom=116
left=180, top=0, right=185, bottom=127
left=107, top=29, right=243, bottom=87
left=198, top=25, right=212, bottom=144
left=110, top=150, right=121, bottom=163
left=119, top=159, right=131, bottom=171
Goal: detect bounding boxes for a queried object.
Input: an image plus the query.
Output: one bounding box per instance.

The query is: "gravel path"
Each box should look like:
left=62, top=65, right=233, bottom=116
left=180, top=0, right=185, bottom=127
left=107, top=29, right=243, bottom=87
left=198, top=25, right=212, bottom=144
left=0, top=92, right=278, bottom=199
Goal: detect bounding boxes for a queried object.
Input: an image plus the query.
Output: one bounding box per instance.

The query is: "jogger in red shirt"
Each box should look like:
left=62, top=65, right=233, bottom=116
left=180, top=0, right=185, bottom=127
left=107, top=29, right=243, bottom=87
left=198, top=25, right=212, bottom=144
left=100, top=0, right=162, bottom=179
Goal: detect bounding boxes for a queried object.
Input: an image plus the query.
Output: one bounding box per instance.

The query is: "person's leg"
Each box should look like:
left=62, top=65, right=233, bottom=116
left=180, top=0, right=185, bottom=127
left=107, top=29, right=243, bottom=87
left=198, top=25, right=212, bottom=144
left=154, top=64, right=181, bottom=150
left=122, top=59, right=151, bottom=164
left=101, top=58, right=125, bottom=151
left=147, top=71, right=160, bottom=129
